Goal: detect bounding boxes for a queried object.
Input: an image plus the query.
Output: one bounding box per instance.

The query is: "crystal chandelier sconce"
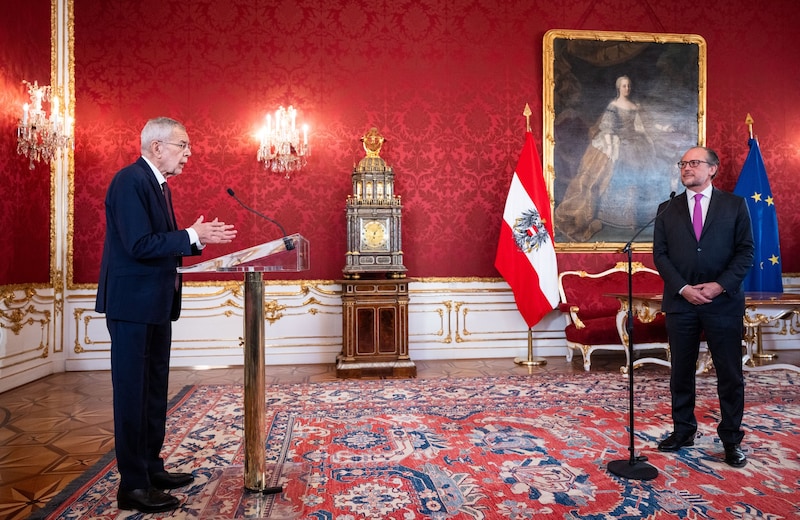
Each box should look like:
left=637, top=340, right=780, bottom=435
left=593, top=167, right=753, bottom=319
left=17, top=80, right=72, bottom=170
left=256, top=105, right=309, bottom=179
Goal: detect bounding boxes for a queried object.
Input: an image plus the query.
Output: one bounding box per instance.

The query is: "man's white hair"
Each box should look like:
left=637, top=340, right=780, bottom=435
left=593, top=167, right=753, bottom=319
left=140, top=117, right=185, bottom=154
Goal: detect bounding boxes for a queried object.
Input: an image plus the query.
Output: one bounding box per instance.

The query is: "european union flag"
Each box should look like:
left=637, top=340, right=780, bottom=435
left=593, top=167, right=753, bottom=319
left=733, top=138, right=783, bottom=292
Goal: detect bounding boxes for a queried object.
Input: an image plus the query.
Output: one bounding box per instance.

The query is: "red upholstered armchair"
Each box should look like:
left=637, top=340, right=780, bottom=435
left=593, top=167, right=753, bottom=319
left=557, top=262, right=669, bottom=372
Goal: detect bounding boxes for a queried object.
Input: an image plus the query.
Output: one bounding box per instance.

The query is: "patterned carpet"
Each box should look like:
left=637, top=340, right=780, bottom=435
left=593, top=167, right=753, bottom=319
left=32, top=370, right=800, bottom=519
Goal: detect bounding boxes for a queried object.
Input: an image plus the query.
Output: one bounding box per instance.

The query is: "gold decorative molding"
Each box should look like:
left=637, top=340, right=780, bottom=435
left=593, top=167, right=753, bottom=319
left=0, top=287, right=52, bottom=361
left=411, top=277, right=505, bottom=284
left=0, top=305, right=51, bottom=336
left=454, top=302, right=467, bottom=342
left=264, top=300, right=287, bottom=324
left=443, top=300, right=453, bottom=343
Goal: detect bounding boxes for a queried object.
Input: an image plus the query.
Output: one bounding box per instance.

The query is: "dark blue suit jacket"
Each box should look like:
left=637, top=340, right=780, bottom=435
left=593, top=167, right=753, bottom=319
left=653, top=187, right=754, bottom=315
left=95, top=157, right=200, bottom=324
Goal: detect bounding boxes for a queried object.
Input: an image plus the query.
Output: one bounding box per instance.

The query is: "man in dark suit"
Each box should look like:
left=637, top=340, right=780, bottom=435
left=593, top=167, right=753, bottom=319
left=653, top=146, right=754, bottom=468
left=95, top=117, right=237, bottom=513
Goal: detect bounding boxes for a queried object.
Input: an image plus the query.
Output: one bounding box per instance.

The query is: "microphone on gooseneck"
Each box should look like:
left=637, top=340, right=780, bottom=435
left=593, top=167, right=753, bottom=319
left=622, top=191, right=676, bottom=253
left=226, top=188, right=295, bottom=250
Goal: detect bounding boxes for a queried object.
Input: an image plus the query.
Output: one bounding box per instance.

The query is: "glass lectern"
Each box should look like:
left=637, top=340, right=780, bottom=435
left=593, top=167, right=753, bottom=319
left=178, top=233, right=309, bottom=492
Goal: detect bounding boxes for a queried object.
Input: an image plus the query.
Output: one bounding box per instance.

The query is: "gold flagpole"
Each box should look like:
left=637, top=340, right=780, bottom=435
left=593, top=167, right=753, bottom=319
left=514, top=103, right=547, bottom=367
left=745, top=113, right=775, bottom=361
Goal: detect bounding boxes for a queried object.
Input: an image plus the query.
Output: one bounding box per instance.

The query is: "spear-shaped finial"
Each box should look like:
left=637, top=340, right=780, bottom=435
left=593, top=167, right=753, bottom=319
left=745, top=113, right=754, bottom=139
left=523, top=103, right=532, bottom=133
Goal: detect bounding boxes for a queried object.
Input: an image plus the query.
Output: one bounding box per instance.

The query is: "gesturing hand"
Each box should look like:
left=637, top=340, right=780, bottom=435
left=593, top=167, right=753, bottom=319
left=191, top=216, right=237, bottom=245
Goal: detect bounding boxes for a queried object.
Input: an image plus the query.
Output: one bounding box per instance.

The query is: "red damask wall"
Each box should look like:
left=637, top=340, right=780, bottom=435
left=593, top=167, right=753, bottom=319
left=6, top=0, right=800, bottom=286
left=0, top=1, right=51, bottom=285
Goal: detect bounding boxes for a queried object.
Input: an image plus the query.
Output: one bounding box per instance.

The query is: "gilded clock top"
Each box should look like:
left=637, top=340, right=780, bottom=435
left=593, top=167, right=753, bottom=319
left=361, top=127, right=385, bottom=158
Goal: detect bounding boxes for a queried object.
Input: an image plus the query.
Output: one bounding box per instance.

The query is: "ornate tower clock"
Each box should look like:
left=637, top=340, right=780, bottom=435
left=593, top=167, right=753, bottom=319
left=343, top=128, right=406, bottom=279
left=338, top=128, right=414, bottom=378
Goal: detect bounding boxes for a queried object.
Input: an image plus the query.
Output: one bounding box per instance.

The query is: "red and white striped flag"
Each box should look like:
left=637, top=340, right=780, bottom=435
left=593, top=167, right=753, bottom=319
left=495, top=131, right=559, bottom=328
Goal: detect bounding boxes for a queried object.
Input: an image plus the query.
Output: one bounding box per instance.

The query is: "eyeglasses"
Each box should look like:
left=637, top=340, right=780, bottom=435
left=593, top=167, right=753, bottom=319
left=677, top=159, right=710, bottom=168
left=159, top=141, right=191, bottom=151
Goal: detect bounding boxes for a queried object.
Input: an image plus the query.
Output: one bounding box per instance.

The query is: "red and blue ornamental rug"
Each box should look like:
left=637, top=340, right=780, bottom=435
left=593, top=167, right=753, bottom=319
left=34, top=371, right=800, bottom=519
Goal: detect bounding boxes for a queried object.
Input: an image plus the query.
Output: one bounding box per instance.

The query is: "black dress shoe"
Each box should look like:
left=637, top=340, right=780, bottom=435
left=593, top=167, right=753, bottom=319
left=150, top=471, right=195, bottom=489
left=118, top=487, right=180, bottom=513
left=724, top=443, right=747, bottom=468
left=657, top=432, right=695, bottom=452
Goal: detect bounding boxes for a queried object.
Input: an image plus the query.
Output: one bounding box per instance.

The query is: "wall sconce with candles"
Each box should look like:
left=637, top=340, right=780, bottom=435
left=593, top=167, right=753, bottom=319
left=17, top=80, right=72, bottom=170
left=256, top=105, right=309, bottom=179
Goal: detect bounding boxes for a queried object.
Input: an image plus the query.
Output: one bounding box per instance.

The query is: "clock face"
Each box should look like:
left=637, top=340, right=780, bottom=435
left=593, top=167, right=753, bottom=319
left=361, top=219, right=389, bottom=251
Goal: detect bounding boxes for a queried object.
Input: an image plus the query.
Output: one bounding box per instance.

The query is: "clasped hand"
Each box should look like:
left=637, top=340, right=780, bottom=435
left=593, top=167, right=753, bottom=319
left=683, top=282, right=724, bottom=305
left=191, top=216, right=237, bottom=245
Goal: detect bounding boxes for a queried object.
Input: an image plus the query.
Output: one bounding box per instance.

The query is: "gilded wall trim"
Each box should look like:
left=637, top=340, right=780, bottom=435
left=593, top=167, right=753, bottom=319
left=0, top=287, right=53, bottom=362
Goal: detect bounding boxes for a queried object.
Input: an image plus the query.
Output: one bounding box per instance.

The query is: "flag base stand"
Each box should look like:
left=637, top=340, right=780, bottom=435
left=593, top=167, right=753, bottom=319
left=514, top=328, right=547, bottom=366
left=515, top=357, right=547, bottom=366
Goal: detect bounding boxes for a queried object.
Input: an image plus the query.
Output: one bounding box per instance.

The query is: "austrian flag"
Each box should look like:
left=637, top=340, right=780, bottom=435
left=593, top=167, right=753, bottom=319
left=495, top=131, right=559, bottom=328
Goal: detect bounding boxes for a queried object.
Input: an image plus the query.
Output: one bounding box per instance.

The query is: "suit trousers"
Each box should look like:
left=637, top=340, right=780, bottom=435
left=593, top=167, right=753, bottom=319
left=108, top=318, right=172, bottom=491
left=665, top=310, right=745, bottom=445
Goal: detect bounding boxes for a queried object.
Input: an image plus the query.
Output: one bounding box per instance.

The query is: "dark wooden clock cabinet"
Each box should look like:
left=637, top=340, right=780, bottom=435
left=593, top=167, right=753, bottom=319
left=337, top=128, right=415, bottom=378
left=336, top=278, right=415, bottom=378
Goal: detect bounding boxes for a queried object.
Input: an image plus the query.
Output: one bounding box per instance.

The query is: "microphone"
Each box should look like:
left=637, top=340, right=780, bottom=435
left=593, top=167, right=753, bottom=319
left=622, top=191, right=676, bottom=253
left=226, top=188, right=295, bottom=250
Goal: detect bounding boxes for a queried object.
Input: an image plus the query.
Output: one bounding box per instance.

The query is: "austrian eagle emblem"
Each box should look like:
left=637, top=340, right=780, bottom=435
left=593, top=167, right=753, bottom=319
left=512, top=208, right=550, bottom=253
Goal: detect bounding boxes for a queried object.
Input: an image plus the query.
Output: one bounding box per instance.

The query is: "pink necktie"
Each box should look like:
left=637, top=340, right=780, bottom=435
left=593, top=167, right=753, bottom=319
left=692, top=193, right=703, bottom=240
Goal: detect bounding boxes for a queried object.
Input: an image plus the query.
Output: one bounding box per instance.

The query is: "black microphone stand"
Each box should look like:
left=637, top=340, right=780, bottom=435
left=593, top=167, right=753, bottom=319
left=226, top=188, right=295, bottom=250
left=607, top=191, right=674, bottom=481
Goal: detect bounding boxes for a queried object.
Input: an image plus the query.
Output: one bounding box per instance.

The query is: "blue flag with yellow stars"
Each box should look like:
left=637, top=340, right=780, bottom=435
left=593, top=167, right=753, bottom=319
left=733, top=138, right=783, bottom=293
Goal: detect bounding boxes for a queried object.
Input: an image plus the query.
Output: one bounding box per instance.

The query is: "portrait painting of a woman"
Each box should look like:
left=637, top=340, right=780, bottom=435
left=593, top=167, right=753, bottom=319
left=545, top=31, right=705, bottom=248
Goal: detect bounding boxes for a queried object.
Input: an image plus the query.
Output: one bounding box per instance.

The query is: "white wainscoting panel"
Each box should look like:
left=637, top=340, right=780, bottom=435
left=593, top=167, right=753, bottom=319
left=2, top=277, right=798, bottom=392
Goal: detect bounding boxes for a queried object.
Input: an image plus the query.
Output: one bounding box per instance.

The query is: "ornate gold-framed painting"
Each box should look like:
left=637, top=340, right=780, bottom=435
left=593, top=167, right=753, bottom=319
left=543, top=29, right=706, bottom=251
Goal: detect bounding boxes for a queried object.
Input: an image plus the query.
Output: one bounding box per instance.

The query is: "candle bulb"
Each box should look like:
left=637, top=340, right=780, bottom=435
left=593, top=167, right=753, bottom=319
left=22, top=103, right=29, bottom=125
left=303, top=124, right=308, bottom=146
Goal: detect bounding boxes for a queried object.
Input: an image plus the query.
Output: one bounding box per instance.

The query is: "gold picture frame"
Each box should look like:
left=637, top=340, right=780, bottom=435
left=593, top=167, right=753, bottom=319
left=543, top=29, right=706, bottom=252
